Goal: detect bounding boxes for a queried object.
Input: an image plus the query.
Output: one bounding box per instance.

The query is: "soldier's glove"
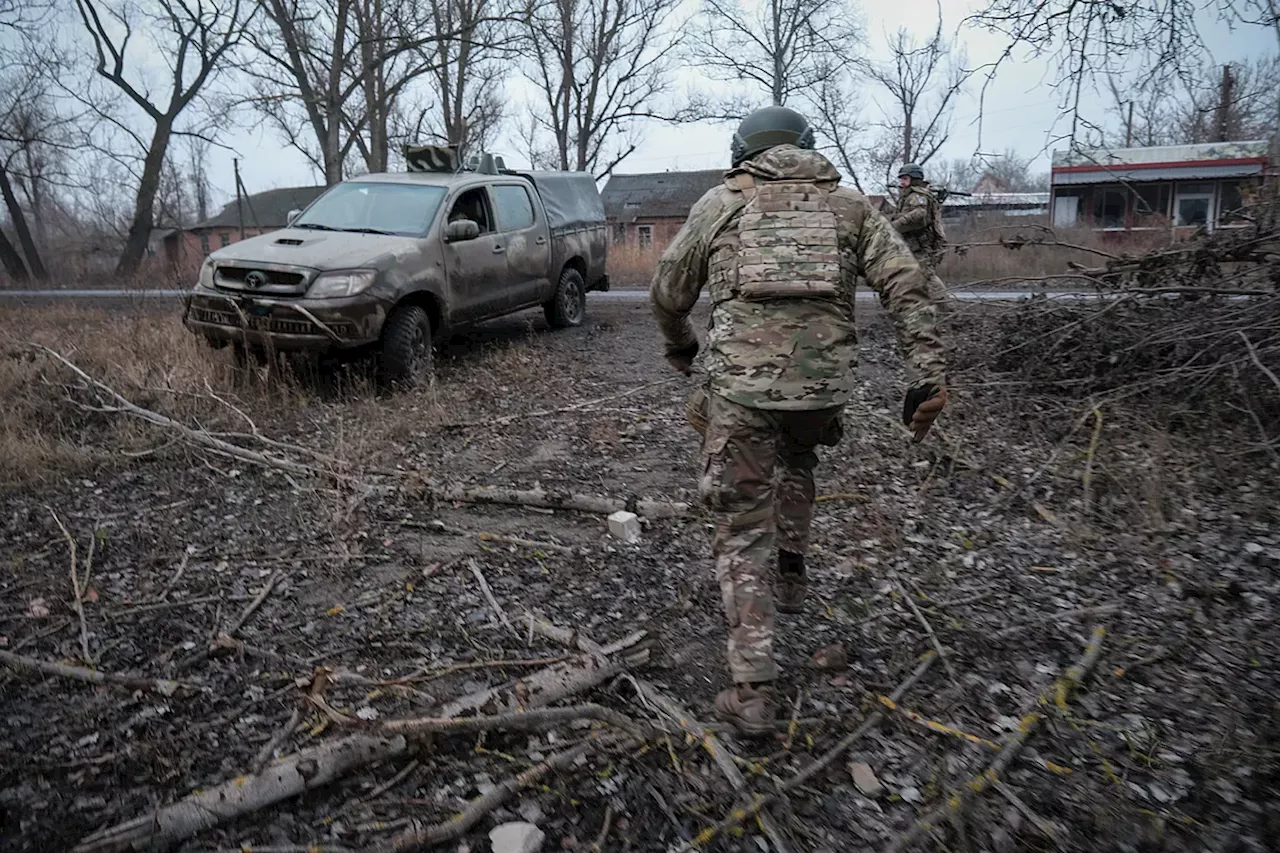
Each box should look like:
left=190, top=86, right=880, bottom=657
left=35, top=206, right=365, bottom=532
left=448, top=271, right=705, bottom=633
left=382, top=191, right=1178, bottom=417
left=903, top=383, right=947, bottom=443
left=665, top=340, right=699, bottom=375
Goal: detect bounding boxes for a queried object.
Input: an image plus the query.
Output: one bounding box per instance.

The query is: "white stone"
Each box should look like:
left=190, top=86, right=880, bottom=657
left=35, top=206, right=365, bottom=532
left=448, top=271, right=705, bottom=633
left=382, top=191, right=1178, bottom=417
left=849, top=761, right=886, bottom=797
left=489, top=822, right=545, bottom=853
left=607, top=510, right=641, bottom=544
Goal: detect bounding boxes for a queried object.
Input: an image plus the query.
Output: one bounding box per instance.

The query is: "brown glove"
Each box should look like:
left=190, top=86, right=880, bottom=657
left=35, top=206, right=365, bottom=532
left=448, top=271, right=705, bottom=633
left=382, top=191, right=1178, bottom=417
left=903, top=383, right=947, bottom=442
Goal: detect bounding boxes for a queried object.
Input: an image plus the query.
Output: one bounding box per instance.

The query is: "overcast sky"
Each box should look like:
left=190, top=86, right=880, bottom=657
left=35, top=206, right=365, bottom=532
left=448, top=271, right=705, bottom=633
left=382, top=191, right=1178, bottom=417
left=205, top=0, right=1276, bottom=208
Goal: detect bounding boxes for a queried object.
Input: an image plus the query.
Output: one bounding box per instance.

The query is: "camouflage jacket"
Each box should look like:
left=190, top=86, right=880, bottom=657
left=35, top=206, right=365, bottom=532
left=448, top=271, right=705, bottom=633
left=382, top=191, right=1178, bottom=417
left=891, top=183, right=945, bottom=264
left=650, top=146, right=945, bottom=411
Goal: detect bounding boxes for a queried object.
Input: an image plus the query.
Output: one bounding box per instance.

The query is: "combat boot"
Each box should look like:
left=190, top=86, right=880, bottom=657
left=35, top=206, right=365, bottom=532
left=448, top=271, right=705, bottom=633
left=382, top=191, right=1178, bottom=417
left=776, top=550, right=807, bottom=614
left=714, top=683, right=777, bottom=737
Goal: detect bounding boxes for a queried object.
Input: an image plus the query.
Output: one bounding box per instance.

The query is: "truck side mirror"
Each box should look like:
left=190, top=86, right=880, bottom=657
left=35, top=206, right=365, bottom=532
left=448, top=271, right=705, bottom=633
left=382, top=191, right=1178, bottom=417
left=287, top=208, right=302, bottom=224
left=445, top=219, right=481, bottom=242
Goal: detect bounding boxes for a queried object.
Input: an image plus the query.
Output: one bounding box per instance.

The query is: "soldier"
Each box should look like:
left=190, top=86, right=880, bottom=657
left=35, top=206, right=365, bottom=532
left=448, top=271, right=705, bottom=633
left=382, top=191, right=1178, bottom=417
left=650, top=106, right=948, bottom=736
left=890, top=163, right=948, bottom=304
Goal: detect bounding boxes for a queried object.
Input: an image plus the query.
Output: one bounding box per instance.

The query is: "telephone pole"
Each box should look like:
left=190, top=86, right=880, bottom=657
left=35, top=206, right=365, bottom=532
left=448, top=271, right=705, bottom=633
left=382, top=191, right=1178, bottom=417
left=1213, top=64, right=1235, bottom=142
left=233, top=159, right=245, bottom=241
left=1125, top=101, right=1134, bottom=148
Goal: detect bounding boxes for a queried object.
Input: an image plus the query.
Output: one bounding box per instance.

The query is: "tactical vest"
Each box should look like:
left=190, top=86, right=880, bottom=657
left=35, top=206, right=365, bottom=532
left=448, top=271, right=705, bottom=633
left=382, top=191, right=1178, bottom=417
left=710, top=173, right=843, bottom=304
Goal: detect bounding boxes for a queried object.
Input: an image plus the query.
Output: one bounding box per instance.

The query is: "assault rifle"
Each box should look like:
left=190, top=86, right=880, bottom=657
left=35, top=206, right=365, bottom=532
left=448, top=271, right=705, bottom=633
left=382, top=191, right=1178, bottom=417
left=934, top=187, right=972, bottom=204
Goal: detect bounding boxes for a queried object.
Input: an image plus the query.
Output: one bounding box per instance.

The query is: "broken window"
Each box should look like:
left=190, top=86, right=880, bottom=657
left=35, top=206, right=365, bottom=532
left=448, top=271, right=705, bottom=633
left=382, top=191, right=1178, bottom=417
left=637, top=224, right=653, bottom=249
left=1092, top=188, right=1127, bottom=229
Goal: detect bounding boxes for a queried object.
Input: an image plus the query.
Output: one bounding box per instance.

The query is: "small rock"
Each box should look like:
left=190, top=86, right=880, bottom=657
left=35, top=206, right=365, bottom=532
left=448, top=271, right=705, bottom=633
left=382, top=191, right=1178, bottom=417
left=489, top=821, right=545, bottom=853
left=849, top=761, right=885, bottom=797
left=899, top=786, right=922, bottom=803
left=607, top=511, right=641, bottom=544
left=1244, top=542, right=1264, bottom=555
left=809, top=643, right=848, bottom=671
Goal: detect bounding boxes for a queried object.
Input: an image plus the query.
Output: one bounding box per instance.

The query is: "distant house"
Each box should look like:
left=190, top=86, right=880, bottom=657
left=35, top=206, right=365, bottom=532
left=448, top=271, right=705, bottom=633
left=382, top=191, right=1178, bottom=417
left=1049, top=140, right=1270, bottom=234
left=159, top=185, right=327, bottom=264
left=942, top=191, right=1050, bottom=224
left=601, top=170, right=726, bottom=252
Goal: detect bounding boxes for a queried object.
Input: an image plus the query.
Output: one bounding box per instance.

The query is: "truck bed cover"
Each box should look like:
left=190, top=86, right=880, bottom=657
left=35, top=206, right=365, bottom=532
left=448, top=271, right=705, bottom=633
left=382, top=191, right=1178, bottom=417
left=516, top=171, right=606, bottom=232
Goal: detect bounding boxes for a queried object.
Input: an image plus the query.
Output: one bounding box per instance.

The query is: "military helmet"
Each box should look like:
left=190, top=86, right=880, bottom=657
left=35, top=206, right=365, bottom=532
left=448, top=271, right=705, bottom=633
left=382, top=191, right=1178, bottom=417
left=898, top=162, right=925, bottom=180
left=731, top=106, right=816, bottom=166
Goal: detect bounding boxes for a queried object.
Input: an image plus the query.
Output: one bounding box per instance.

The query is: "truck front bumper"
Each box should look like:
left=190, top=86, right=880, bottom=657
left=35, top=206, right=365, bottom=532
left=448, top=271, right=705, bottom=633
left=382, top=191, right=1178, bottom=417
left=183, top=290, right=387, bottom=352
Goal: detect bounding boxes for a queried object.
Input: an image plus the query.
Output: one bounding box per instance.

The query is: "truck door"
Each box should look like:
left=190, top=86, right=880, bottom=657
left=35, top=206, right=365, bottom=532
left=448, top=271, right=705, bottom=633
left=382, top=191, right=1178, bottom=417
left=492, top=182, right=552, bottom=310
left=441, top=185, right=511, bottom=321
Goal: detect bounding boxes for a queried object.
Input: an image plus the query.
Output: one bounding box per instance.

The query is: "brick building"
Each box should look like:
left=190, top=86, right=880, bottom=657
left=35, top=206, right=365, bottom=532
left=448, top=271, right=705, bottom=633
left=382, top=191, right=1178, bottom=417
left=600, top=169, right=726, bottom=252
left=158, top=185, right=326, bottom=265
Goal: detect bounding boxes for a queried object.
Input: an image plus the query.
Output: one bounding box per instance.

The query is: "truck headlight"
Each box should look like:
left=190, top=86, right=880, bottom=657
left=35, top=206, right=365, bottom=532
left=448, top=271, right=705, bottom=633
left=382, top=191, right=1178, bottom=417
left=196, top=259, right=215, bottom=290
left=307, top=270, right=376, bottom=298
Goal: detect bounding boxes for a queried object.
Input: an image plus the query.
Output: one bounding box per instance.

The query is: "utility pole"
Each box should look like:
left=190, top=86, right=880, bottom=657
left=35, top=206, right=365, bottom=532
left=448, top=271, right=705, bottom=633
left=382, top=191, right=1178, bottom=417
left=1214, top=64, right=1234, bottom=142
left=233, top=159, right=245, bottom=242
left=1125, top=101, right=1134, bottom=148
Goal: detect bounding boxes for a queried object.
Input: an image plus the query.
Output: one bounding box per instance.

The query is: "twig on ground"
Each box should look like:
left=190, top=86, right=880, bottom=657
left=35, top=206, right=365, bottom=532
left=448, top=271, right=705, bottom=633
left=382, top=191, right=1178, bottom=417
left=994, top=782, right=1067, bottom=850
left=433, top=483, right=689, bottom=519
left=468, top=559, right=521, bottom=640
left=0, top=649, right=187, bottom=696
left=379, top=703, right=655, bottom=741
left=887, top=627, right=1107, bottom=852
left=160, top=552, right=190, bottom=600
left=925, top=590, right=996, bottom=610
left=1081, top=404, right=1103, bottom=516
left=890, top=570, right=956, bottom=683
left=693, top=652, right=938, bottom=849
left=403, top=519, right=576, bottom=554
left=252, top=707, right=303, bottom=774
left=995, top=605, right=1119, bottom=639
left=226, top=570, right=285, bottom=637
left=48, top=509, right=92, bottom=665
left=379, top=733, right=621, bottom=853
left=587, top=805, right=615, bottom=853
left=632, top=679, right=792, bottom=853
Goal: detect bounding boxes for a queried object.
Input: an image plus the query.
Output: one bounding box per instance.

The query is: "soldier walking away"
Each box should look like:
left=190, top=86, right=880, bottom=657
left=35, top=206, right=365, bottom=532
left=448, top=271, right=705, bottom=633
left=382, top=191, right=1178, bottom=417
left=890, top=163, right=949, bottom=305
left=650, top=106, right=948, bottom=736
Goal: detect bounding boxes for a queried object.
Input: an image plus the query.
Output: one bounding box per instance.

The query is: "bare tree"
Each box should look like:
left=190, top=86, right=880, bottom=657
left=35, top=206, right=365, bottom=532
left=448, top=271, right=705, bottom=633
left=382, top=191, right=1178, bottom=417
left=967, top=0, right=1280, bottom=147
left=859, top=12, right=968, bottom=191
left=686, top=0, right=862, bottom=110
left=522, top=0, right=685, bottom=178
left=76, top=0, right=253, bottom=276
left=808, top=69, right=867, bottom=192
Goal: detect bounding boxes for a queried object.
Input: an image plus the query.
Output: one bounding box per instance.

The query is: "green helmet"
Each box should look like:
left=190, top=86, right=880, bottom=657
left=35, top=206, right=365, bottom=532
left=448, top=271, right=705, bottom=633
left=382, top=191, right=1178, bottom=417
left=898, top=162, right=924, bottom=180
left=731, top=106, right=815, bottom=166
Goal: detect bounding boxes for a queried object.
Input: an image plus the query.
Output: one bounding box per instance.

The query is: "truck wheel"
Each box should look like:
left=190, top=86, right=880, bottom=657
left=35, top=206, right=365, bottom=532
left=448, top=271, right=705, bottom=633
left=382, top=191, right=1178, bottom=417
left=544, top=268, right=585, bottom=329
left=379, top=305, right=433, bottom=386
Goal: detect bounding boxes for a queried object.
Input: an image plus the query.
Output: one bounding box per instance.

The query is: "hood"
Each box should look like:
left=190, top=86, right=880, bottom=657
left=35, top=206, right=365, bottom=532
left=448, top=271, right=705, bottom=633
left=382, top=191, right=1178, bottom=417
left=730, top=145, right=842, bottom=187
left=209, top=228, right=424, bottom=271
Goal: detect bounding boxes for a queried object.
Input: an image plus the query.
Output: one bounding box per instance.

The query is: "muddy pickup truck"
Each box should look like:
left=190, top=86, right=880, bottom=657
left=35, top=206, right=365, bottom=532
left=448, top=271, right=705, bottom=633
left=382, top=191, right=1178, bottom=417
left=183, top=151, right=609, bottom=381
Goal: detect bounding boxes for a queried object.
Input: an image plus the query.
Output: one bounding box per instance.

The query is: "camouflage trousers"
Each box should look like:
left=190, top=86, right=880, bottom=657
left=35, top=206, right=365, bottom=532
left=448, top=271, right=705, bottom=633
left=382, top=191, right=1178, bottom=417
left=920, top=257, right=949, bottom=307
left=699, top=392, right=841, bottom=683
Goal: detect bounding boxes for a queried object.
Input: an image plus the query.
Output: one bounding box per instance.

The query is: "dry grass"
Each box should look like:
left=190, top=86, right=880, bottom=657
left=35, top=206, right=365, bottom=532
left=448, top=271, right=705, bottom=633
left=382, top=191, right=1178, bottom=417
left=939, top=222, right=1174, bottom=285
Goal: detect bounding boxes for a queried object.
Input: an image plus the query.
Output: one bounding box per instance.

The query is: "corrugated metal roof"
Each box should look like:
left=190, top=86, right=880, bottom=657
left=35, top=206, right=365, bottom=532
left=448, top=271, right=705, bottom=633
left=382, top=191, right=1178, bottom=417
left=944, top=192, right=1049, bottom=207
left=601, top=170, right=726, bottom=219
left=1052, top=162, right=1265, bottom=185
left=1051, top=140, right=1268, bottom=170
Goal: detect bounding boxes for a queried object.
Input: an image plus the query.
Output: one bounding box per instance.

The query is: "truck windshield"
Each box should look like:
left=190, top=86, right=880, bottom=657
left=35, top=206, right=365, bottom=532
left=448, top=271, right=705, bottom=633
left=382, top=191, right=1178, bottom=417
left=294, top=182, right=447, bottom=237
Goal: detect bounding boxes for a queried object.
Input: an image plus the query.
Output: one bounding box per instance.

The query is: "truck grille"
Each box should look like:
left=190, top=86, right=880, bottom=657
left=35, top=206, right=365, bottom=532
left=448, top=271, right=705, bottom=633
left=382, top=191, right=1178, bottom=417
left=189, top=306, right=353, bottom=338
left=216, top=266, right=307, bottom=287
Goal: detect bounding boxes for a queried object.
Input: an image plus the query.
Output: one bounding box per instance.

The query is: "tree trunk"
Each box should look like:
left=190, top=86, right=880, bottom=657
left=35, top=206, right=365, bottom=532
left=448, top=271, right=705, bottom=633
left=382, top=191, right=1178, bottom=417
left=0, top=162, right=47, bottom=280
left=0, top=227, right=30, bottom=281
left=116, top=120, right=172, bottom=277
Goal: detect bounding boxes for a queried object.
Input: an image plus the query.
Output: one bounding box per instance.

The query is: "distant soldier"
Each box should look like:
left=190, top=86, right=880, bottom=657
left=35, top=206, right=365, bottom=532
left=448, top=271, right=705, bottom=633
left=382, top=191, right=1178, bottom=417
left=650, top=106, right=947, bottom=735
left=890, top=163, right=948, bottom=304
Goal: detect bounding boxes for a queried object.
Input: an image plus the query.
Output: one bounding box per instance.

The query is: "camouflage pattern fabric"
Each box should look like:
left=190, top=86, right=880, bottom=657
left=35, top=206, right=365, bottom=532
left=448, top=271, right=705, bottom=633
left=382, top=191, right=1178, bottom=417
left=891, top=182, right=946, bottom=266
left=651, top=145, right=945, bottom=411
left=699, top=393, right=840, bottom=683
left=733, top=174, right=842, bottom=302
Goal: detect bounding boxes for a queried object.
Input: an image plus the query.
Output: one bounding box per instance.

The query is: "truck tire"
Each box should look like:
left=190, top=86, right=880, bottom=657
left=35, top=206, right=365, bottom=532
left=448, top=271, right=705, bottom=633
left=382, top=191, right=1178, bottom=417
left=379, top=304, right=432, bottom=386
left=544, top=267, right=586, bottom=329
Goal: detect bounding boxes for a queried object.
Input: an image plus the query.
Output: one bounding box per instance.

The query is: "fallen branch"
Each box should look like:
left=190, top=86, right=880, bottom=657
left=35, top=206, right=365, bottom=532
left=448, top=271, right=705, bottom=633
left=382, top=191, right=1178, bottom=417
left=433, top=483, right=689, bottom=519
left=468, top=559, right=521, bottom=640
left=48, top=509, right=92, bottom=665
left=403, top=519, right=577, bottom=554
left=227, top=570, right=284, bottom=637
left=890, top=570, right=956, bottom=683
left=379, top=703, right=654, bottom=741
left=379, top=732, right=623, bottom=852
left=994, top=781, right=1067, bottom=850
left=0, top=649, right=186, bottom=697
left=887, top=627, right=1106, bottom=852
left=72, top=735, right=408, bottom=853
left=633, top=679, right=792, bottom=853
left=252, top=707, right=303, bottom=774
left=693, top=652, right=938, bottom=849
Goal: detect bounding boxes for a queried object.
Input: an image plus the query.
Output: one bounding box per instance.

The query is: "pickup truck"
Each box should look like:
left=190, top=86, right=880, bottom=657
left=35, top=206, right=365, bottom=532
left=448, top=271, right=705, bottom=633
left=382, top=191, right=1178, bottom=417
left=183, top=150, right=609, bottom=382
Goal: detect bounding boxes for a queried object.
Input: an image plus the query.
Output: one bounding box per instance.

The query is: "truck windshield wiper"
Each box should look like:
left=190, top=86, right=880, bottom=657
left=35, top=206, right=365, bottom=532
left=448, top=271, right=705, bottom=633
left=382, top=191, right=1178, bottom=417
left=340, top=227, right=396, bottom=235
left=293, top=222, right=336, bottom=231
